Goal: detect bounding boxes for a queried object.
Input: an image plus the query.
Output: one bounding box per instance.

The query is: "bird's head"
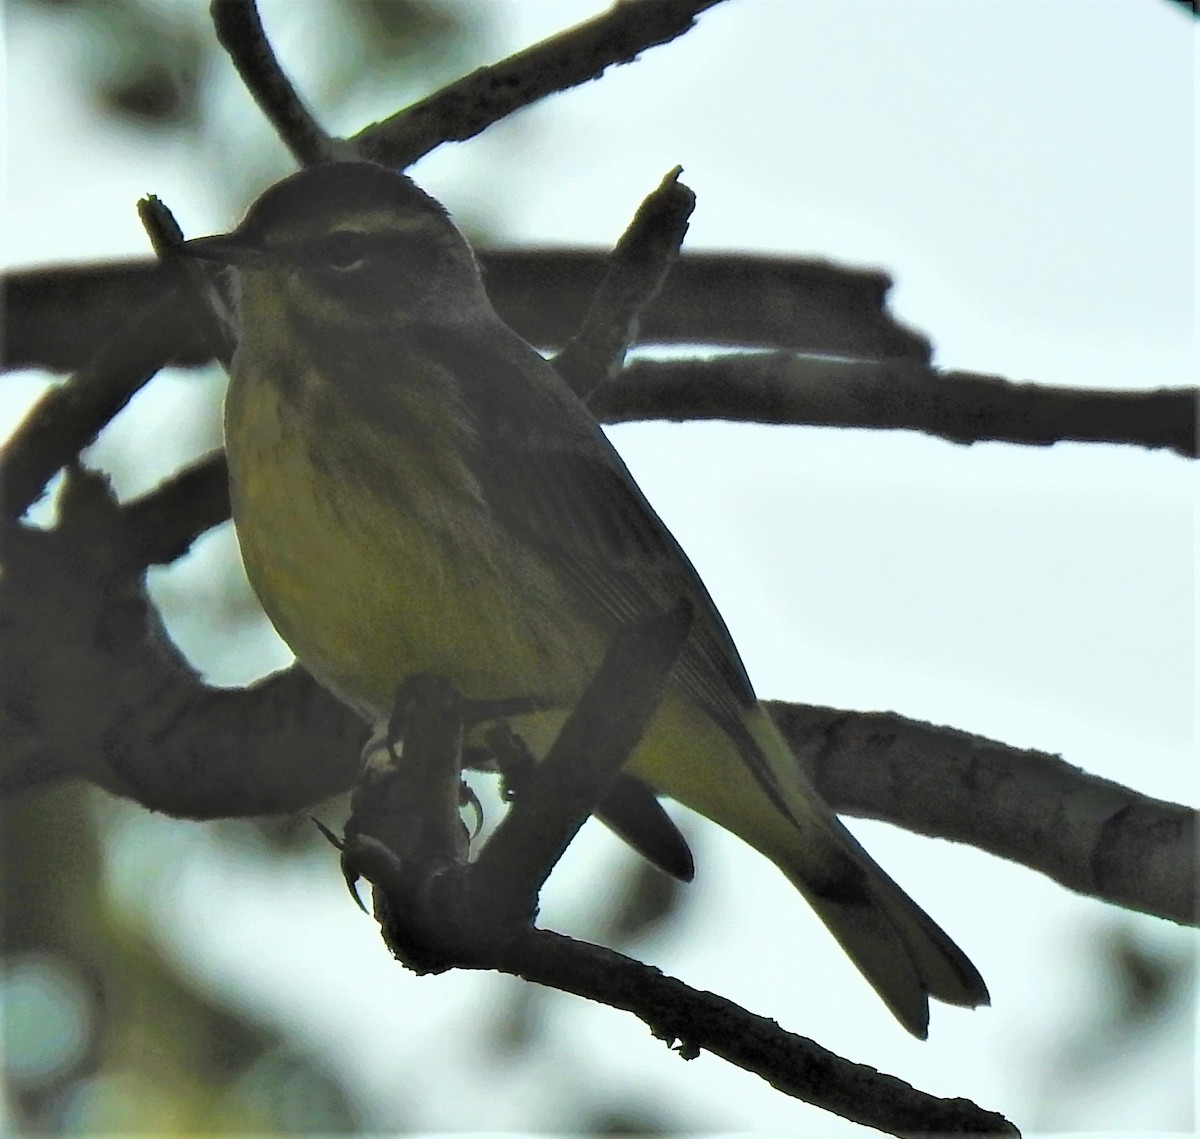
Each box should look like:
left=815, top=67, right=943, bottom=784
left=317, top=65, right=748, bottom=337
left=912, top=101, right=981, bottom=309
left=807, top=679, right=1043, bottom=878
left=180, top=161, right=492, bottom=330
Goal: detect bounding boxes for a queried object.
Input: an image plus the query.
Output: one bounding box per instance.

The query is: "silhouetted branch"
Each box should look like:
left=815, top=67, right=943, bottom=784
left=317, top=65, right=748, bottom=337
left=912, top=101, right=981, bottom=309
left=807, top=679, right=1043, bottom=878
left=337, top=639, right=1014, bottom=1137
left=0, top=251, right=928, bottom=374
left=471, top=600, right=692, bottom=913
left=495, top=930, right=1018, bottom=1137
left=4, top=471, right=1191, bottom=928
left=592, top=353, right=1199, bottom=457
left=0, top=467, right=365, bottom=809
left=770, top=702, right=1198, bottom=927
left=210, top=0, right=342, bottom=166
left=352, top=0, right=729, bottom=168
left=555, top=167, right=696, bottom=399
left=0, top=297, right=178, bottom=522
left=112, top=450, right=230, bottom=569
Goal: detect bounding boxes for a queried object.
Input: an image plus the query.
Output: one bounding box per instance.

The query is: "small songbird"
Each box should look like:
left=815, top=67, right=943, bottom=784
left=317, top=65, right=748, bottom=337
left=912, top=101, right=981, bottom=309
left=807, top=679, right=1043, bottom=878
left=181, top=161, right=988, bottom=1037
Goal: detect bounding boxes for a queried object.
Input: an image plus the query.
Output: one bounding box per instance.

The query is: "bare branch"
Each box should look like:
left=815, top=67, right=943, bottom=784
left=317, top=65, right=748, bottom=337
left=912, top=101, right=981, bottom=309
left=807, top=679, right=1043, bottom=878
left=338, top=658, right=1013, bottom=1136
left=555, top=167, right=696, bottom=399
left=209, top=0, right=344, bottom=166
left=353, top=0, right=729, bottom=168
left=5, top=472, right=1190, bottom=931
left=592, top=353, right=1199, bottom=457
left=484, top=249, right=930, bottom=361
left=497, top=929, right=1018, bottom=1137
left=0, top=468, right=365, bottom=810
left=112, top=450, right=230, bottom=569
left=0, top=251, right=928, bottom=375
left=0, top=297, right=178, bottom=522
left=770, top=702, right=1198, bottom=927
left=472, top=600, right=692, bottom=912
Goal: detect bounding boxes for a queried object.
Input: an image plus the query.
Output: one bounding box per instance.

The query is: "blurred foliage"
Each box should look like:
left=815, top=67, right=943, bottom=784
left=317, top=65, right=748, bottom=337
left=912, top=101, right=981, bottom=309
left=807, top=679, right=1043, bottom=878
left=1031, top=915, right=1196, bottom=1131
left=1102, top=919, right=1194, bottom=1029
left=11, top=0, right=210, bottom=132
left=10, top=0, right=482, bottom=137
left=0, top=786, right=361, bottom=1132
left=1160, top=0, right=1197, bottom=18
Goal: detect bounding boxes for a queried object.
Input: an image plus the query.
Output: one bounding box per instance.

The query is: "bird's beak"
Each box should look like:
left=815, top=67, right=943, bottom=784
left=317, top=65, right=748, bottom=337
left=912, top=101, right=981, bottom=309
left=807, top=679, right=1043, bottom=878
left=177, top=233, right=275, bottom=268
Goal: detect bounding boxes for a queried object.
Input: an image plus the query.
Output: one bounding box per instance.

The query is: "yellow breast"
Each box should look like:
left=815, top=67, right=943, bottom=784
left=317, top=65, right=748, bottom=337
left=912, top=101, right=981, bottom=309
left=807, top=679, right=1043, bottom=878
left=222, top=361, right=601, bottom=720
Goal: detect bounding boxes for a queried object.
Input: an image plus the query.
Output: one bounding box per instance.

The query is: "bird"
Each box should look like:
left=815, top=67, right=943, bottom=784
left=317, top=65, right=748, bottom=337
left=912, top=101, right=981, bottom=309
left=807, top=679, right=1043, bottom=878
left=180, top=160, right=988, bottom=1037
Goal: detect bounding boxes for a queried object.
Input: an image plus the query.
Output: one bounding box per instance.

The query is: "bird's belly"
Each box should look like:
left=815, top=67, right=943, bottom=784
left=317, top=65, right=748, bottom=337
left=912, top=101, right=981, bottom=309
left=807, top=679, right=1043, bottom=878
left=225, top=383, right=599, bottom=720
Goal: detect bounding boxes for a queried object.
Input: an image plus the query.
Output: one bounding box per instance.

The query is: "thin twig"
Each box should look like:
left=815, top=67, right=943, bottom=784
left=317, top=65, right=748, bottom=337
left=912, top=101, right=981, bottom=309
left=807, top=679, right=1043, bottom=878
left=495, top=929, right=1019, bottom=1137
left=353, top=0, right=728, bottom=167
left=138, top=194, right=236, bottom=364
left=209, top=0, right=345, bottom=167
left=554, top=167, right=696, bottom=400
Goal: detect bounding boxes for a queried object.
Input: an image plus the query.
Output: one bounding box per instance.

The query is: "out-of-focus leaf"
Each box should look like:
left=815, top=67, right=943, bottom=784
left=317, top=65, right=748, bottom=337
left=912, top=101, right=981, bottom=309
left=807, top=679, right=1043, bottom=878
left=1104, top=922, right=1194, bottom=1028
left=599, top=842, right=691, bottom=948
left=84, top=2, right=209, bottom=131
left=582, top=1105, right=675, bottom=1134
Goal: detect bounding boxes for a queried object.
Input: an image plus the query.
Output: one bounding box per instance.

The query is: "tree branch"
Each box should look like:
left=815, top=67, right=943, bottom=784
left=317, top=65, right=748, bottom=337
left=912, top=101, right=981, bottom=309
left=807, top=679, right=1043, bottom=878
left=0, top=468, right=365, bottom=811
left=336, top=639, right=1014, bottom=1137
left=209, top=0, right=344, bottom=166
left=770, top=702, right=1198, bottom=927
left=591, top=353, right=1199, bottom=457
left=0, top=296, right=179, bottom=522
left=554, top=167, right=696, bottom=399
left=352, top=0, right=729, bottom=168
left=495, top=929, right=1018, bottom=1137
left=3, top=473, right=1190, bottom=928
left=0, top=250, right=928, bottom=375
left=470, top=600, right=692, bottom=913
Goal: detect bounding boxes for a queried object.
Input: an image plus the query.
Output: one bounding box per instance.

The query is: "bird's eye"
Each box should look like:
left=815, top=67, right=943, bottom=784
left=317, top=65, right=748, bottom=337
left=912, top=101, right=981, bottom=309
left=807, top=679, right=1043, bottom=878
left=319, top=232, right=371, bottom=272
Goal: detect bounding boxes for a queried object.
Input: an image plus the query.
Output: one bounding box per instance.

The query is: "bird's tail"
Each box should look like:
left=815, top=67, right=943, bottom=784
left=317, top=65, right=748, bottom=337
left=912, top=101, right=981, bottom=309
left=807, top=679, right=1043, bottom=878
left=742, top=705, right=989, bottom=1038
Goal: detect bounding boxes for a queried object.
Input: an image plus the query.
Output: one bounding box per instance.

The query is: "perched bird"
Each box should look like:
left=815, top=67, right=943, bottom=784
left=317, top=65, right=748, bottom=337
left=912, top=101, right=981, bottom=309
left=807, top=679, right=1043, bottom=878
left=181, top=161, right=988, bottom=1037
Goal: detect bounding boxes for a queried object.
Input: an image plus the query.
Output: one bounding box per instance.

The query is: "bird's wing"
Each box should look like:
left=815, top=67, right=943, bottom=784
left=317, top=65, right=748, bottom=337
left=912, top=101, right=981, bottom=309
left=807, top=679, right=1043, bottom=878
left=409, top=322, right=781, bottom=792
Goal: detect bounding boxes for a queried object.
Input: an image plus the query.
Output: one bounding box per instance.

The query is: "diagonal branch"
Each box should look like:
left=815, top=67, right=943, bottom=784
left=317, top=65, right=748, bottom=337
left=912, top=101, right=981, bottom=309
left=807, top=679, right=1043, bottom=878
left=353, top=0, right=729, bottom=168
left=497, top=929, right=1018, bottom=1137
left=4, top=473, right=1191, bottom=928
left=554, top=167, right=696, bottom=399
left=0, top=296, right=179, bottom=522
left=338, top=647, right=1014, bottom=1136
left=209, top=0, right=344, bottom=166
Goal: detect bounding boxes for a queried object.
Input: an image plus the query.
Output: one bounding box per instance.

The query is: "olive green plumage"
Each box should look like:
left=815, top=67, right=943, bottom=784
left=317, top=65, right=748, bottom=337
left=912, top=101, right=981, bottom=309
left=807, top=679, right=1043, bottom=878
left=183, top=162, right=988, bottom=1037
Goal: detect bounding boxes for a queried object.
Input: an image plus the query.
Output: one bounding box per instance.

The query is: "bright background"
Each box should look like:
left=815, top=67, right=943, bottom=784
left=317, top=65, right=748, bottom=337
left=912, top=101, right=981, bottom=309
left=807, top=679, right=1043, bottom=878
left=3, top=1, right=1195, bottom=1135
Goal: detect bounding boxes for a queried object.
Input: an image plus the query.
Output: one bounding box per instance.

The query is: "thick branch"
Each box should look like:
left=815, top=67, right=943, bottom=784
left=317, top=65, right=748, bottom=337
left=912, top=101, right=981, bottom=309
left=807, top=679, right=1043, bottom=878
left=592, top=353, right=1199, bottom=457
left=1, top=251, right=926, bottom=375
left=352, top=0, right=728, bottom=168
left=472, top=600, right=692, bottom=911
left=0, top=470, right=365, bottom=811
left=770, top=702, right=1198, bottom=927
left=4, top=472, right=1189, bottom=928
